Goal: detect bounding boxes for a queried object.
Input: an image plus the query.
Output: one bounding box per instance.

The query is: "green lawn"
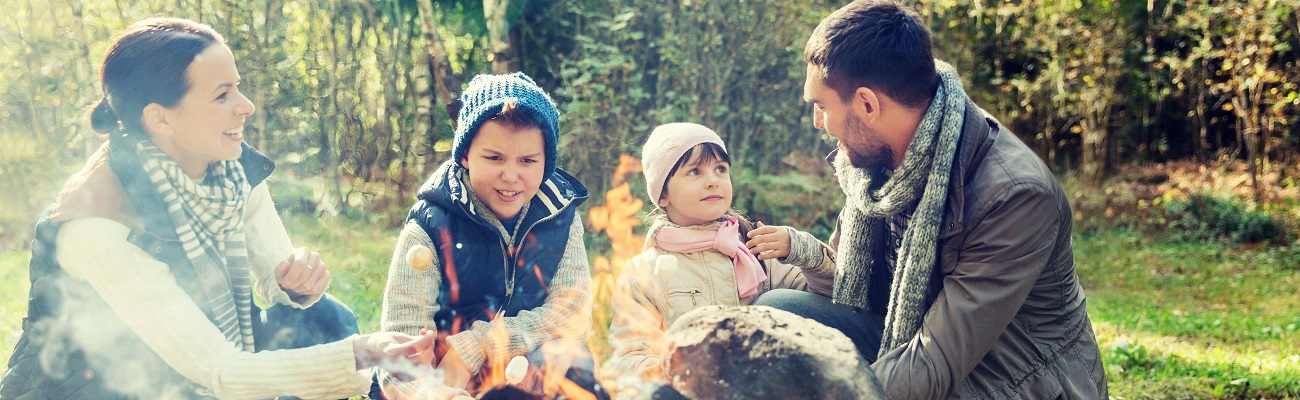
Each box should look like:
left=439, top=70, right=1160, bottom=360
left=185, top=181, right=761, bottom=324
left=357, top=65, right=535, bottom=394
left=1075, top=229, right=1300, bottom=398
left=0, top=250, right=29, bottom=368
left=2, top=215, right=1298, bottom=398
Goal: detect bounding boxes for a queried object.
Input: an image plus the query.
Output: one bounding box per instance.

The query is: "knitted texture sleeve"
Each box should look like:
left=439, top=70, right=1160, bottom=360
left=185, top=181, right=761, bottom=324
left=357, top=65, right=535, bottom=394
left=445, top=213, right=594, bottom=374
left=57, top=218, right=369, bottom=400
left=243, top=183, right=321, bottom=309
left=779, top=227, right=836, bottom=296
left=378, top=221, right=465, bottom=397
left=379, top=221, right=442, bottom=338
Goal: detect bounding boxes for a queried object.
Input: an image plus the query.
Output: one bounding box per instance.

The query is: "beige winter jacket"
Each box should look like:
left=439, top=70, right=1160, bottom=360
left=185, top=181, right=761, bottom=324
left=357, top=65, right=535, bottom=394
left=603, top=216, right=835, bottom=380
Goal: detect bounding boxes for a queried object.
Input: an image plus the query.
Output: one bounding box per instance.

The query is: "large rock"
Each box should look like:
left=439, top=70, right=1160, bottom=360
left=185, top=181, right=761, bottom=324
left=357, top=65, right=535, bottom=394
left=662, top=305, right=884, bottom=400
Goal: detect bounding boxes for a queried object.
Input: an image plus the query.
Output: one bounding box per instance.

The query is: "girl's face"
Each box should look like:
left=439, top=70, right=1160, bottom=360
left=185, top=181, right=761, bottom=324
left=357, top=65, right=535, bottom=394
left=660, top=146, right=733, bottom=226
left=460, top=120, right=546, bottom=221
left=152, top=43, right=255, bottom=178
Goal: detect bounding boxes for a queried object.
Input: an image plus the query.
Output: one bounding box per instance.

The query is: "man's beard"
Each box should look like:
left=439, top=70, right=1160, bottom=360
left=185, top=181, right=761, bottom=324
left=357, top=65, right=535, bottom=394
left=841, top=113, right=893, bottom=169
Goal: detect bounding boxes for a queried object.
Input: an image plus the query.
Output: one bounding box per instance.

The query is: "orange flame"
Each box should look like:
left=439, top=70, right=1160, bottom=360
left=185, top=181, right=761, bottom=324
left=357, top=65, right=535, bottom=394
left=439, top=228, right=460, bottom=303
left=586, top=154, right=651, bottom=392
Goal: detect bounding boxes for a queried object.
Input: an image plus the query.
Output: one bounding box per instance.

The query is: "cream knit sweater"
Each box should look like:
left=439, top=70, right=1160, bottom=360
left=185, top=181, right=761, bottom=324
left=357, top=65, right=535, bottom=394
left=55, top=183, right=371, bottom=400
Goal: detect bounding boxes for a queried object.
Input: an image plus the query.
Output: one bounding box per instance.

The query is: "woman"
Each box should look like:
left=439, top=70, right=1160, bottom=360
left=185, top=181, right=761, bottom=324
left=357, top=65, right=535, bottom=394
left=0, top=18, right=432, bottom=399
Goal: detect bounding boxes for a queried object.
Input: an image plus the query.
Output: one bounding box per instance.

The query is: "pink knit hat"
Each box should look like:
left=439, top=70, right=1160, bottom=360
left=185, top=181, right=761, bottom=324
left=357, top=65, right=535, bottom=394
left=641, top=123, right=727, bottom=207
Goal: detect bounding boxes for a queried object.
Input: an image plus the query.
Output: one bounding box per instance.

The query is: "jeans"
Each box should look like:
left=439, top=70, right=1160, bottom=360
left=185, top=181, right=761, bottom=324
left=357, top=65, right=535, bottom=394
left=254, top=294, right=360, bottom=351
left=252, top=294, right=383, bottom=399
left=753, top=289, right=886, bottom=361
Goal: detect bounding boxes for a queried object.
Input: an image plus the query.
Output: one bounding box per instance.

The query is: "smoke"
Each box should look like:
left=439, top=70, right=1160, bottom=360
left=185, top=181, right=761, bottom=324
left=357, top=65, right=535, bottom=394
left=32, top=276, right=204, bottom=399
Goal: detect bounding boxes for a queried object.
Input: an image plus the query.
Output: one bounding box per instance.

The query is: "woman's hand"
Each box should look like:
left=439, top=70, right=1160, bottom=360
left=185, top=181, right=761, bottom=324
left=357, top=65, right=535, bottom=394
left=745, top=222, right=793, bottom=260
left=275, top=247, right=331, bottom=300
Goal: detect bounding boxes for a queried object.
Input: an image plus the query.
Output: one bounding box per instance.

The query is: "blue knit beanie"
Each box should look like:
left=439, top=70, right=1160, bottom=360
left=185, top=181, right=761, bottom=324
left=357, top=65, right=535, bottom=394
left=452, top=72, right=561, bottom=178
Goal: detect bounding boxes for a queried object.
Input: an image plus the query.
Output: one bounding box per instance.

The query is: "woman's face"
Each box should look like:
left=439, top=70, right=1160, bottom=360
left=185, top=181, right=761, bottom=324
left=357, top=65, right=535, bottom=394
left=154, top=43, right=255, bottom=178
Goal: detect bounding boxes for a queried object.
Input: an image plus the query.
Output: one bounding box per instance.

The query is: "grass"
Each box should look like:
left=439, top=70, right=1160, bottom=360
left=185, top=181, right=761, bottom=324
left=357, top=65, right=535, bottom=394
left=1076, top=229, right=1300, bottom=399
left=0, top=250, right=29, bottom=369
left=2, top=214, right=1298, bottom=398
left=278, top=211, right=399, bottom=333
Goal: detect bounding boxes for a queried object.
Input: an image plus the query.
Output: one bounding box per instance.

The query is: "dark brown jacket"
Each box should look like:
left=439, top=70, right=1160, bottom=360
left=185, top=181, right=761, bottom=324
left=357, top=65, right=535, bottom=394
left=833, top=100, right=1107, bottom=399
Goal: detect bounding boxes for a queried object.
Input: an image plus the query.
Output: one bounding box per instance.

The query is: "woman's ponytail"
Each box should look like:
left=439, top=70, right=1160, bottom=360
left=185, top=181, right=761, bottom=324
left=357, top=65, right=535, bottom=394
left=88, top=96, right=120, bottom=134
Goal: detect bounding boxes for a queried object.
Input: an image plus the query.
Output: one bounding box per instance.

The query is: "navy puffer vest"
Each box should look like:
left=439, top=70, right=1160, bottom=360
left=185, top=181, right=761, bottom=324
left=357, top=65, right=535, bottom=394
left=406, top=161, right=588, bottom=333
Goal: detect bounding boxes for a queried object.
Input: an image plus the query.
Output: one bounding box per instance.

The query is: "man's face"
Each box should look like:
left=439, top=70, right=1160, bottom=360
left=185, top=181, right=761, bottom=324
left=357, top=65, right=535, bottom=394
left=803, top=64, right=893, bottom=169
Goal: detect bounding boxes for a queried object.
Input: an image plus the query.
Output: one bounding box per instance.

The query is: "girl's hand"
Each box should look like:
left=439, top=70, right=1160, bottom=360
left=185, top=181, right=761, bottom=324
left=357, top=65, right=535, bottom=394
left=745, top=222, right=792, bottom=260
left=275, top=247, right=331, bottom=300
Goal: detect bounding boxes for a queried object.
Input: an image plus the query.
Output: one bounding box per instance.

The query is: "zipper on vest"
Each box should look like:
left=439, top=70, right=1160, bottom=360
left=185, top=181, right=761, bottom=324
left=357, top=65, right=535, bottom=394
left=500, top=201, right=574, bottom=315
left=461, top=196, right=575, bottom=320
left=500, top=238, right=516, bottom=313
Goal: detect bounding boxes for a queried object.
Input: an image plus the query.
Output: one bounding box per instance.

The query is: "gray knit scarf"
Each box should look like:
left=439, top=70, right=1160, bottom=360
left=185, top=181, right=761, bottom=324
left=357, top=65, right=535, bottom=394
left=137, top=141, right=255, bottom=352
left=832, top=61, right=966, bottom=358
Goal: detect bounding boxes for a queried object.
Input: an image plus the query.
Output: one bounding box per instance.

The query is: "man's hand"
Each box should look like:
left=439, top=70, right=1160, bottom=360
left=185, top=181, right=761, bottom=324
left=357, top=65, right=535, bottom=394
left=745, top=222, right=793, bottom=260
left=275, top=247, right=331, bottom=300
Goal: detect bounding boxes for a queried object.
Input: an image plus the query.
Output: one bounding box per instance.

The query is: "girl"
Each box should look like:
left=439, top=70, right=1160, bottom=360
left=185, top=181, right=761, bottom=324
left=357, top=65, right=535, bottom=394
left=0, top=18, right=432, bottom=399
left=604, top=122, right=836, bottom=381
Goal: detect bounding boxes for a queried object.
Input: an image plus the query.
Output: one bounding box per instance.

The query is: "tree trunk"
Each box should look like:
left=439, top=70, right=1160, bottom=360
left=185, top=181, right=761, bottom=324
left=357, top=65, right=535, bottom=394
left=323, top=2, right=346, bottom=214
left=251, top=0, right=274, bottom=154
left=484, top=0, right=514, bottom=73
left=68, top=0, right=100, bottom=158
left=416, top=0, right=461, bottom=113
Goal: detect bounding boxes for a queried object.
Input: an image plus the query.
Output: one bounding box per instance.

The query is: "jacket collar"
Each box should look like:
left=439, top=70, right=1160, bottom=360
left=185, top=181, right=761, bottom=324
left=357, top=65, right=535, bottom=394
left=106, top=132, right=276, bottom=187
left=417, top=159, right=589, bottom=230
left=939, top=98, right=1000, bottom=240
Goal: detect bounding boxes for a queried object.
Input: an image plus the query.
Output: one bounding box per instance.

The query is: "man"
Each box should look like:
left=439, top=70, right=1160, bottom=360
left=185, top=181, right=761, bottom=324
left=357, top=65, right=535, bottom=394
left=753, top=1, right=1107, bottom=398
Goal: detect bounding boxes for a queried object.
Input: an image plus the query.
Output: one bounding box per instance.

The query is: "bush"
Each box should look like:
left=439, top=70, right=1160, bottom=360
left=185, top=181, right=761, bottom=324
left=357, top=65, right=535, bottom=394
left=1164, top=193, right=1290, bottom=245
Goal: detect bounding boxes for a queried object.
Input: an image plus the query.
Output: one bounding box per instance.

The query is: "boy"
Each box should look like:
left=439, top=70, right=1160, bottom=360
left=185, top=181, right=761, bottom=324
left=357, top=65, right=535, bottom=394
left=379, top=73, right=604, bottom=399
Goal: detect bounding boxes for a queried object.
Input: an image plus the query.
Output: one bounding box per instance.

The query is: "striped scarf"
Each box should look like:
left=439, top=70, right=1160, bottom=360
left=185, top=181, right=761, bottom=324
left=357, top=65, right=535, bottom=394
left=137, top=141, right=255, bottom=352
left=832, top=60, right=967, bottom=358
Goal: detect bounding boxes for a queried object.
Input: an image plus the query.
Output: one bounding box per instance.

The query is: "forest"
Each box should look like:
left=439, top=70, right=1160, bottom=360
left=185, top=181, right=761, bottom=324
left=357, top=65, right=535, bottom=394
left=1, top=0, right=1298, bottom=397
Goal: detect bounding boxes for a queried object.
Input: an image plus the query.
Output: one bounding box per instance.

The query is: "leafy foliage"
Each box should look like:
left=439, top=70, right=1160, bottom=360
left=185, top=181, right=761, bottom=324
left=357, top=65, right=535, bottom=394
left=3, top=0, right=1298, bottom=246
left=1165, top=193, right=1288, bottom=244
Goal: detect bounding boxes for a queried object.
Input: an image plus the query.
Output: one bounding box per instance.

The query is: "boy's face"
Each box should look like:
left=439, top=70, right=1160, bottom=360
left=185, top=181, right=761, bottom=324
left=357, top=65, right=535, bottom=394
left=461, top=120, right=546, bottom=221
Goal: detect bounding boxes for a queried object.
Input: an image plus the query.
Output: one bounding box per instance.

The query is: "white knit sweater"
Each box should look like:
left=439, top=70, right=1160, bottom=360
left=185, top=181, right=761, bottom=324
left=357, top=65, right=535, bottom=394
left=55, top=183, right=371, bottom=399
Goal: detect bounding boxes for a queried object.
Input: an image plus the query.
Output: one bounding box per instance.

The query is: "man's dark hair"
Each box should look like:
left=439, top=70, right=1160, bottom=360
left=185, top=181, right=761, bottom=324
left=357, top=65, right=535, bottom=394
left=804, top=0, right=938, bottom=109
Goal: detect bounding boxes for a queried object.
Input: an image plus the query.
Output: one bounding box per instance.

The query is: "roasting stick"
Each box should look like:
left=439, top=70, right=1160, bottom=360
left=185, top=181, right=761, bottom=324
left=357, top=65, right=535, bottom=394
left=406, top=245, right=435, bottom=331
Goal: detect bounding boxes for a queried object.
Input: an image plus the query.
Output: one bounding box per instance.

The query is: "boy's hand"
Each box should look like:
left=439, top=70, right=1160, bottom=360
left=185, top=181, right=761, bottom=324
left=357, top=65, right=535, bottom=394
left=745, top=222, right=792, bottom=261
left=437, top=346, right=474, bottom=389
left=275, top=247, right=331, bottom=300
left=355, top=331, right=437, bottom=374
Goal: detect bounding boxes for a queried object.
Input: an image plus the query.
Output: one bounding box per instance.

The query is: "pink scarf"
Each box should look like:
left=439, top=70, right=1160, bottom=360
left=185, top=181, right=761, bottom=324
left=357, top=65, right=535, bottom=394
left=654, top=217, right=768, bottom=297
